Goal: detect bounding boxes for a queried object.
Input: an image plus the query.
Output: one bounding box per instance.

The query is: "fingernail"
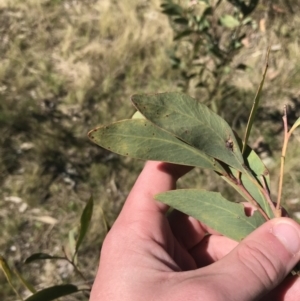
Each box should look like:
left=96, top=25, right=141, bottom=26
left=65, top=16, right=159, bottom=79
left=272, top=222, right=300, bottom=255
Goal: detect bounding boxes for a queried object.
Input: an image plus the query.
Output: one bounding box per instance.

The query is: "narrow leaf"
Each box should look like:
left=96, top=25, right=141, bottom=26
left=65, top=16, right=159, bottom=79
left=242, top=143, right=270, bottom=186
left=242, top=48, right=270, bottom=154
left=24, top=253, right=64, bottom=264
left=0, top=255, right=23, bottom=300
left=222, top=139, right=273, bottom=218
left=75, top=196, right=94, bottom=255
left=289, top=117, right=300, bottom=136
left=174, top=30, right=193, bottom=41
left=88, top=119, right=226, bottom=173
left=14, top=268, right=36, bottom=294
left=155, top=189, right=265, bottom=241
left=24, top=284, right=79, bottom=301
left=222, top=167, right=274, bottom=219
left=69, top=228, right=77, bottom=262
left=131, top=93, right=245, bottom=171
left=99, top=205, right=109, bottom=234
left=173, top=17, right=188, bottom=25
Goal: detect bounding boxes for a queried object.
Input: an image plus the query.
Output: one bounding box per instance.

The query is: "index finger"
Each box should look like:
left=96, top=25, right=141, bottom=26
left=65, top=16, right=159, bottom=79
left=120, top=161, right=192, bottom=221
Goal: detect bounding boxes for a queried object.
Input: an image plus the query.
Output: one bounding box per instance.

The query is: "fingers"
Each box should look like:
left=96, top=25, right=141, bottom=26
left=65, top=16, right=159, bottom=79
left=197, top=218, right=300, bottom=301
left=189, top=234, right=238, bottom=267
left=168, top=211, right=207, bottom=250
left=168, top=211, right=223, bottom=250
left=262, top=275, right=300, bottom=301
left=168, top=202, right=255, bottom=251
left=120, top=161, right=192, bottom=220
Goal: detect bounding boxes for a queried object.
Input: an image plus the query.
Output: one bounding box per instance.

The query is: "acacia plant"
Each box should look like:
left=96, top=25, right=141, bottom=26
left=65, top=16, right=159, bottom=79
left=88, top=55, right=300, bottom=274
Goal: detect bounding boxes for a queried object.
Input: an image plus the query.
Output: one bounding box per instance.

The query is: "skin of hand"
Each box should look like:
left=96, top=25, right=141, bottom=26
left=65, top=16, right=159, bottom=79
left=90, top=161, right=300, bottom=301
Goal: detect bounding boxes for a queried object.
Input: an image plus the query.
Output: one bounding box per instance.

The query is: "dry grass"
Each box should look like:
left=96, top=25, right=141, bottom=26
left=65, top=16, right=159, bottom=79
left=1, top=0, right=300, bottom=300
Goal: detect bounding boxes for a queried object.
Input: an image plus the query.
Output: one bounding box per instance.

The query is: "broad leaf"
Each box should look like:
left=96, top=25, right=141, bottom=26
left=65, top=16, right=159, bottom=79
left=24, top=253, right=64, bottom=264
left=88, top=119, right=226, bottom=173
left=24, top=284, right=79, bottom=301
left=75, top=196, right=94, bottom=256
left=131, top=93, right=245, bottom=172
left=155, top=189, right=265, bottom=241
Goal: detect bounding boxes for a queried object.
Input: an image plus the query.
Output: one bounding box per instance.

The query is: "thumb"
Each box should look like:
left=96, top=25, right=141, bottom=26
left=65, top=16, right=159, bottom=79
left=214, top=218, right=300, bottom=301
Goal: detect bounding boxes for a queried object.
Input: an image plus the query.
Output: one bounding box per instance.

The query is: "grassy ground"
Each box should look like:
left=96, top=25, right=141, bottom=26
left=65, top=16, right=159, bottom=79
left=1, top=0, right=300, bottom=300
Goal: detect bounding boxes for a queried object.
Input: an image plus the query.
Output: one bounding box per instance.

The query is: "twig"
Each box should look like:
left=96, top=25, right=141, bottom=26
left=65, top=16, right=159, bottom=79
left=276, top=106, right=288, bottom=217
left=260, top=175, right=276, bottom=213
left=225, top=174, right=270, bottom=221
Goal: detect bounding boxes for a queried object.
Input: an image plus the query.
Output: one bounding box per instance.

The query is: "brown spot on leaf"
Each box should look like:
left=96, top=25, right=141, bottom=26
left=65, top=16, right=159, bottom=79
left=263, top=169, right=269, bottom=176
left=225, top=137, right=234, bottom=151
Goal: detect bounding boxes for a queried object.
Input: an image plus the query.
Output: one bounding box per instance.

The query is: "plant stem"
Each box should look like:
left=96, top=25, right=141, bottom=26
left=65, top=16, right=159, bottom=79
left=225, top=174, right=270, bottom=221
left=61, top=246, right=91, bottom=288
left=260, top=175, right=276, bottom=213
left=276, top=106, right=289, bottom=217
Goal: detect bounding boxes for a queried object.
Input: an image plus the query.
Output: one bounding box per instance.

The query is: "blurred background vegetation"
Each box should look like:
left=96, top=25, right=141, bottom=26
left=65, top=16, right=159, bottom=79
left=1, top=0, right=300, bottom=300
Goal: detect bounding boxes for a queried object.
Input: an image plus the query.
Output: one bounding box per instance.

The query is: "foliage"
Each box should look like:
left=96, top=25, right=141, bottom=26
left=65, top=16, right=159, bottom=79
left=161, top=0, right=259, bottom=113
left=2, top=0, right=300, bottom=300
left=0, top=1, right=173, bottom=298
left=88, top=88, right=300, bottom=271
left=1, top=197, right=95, bottom=300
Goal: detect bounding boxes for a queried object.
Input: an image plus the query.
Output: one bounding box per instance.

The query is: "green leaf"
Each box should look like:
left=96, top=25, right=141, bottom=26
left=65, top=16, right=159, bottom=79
left=14, top=269, right=36, bottom=294
left=161, top=3, right=183, bottom=16
left=222, top=168, right=273, bottom=219
left=173, top=17, right=188, bottom=25
left=155, top=189, right=265, bottom=241
left=242, top=48, right=269, bottom=154
left=174, top=30, right=193, bottom=41
left=243, top=143, right=270, bottom=186
left=75, top=196, right=94, bottom=256
left=221, top=140, right=273, bottom=218
left=24, top=284, right=79, bottom=301
left=242, top=16, right=253, bottom=25
left=219, top=15, right=240, bottom=28
left=0, top=255, right=23, bottom=300
left=289, top=117, right=300, bottom=136
left=131, top=93, right=245, bottom=172
left=24, top=253, right=64, bottom=264
left=88, top=119, right=226, bottom=173
left=69, top=228, right=77, bottom=262
left=99, top=205, right=109, bottom=234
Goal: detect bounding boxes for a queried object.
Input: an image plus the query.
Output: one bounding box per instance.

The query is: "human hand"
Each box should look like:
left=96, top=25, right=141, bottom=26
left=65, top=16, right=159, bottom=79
left=90, top=161, right=300, bottom=301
